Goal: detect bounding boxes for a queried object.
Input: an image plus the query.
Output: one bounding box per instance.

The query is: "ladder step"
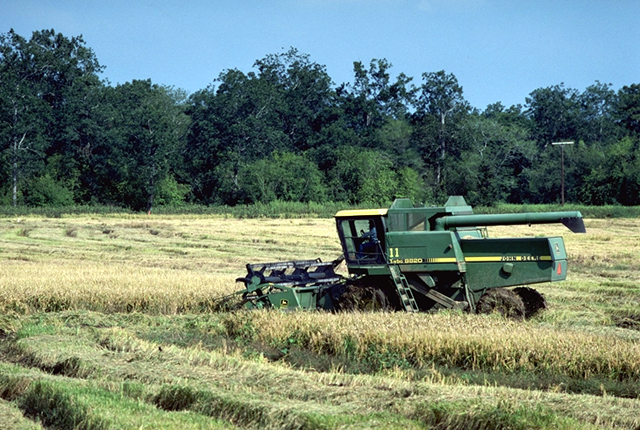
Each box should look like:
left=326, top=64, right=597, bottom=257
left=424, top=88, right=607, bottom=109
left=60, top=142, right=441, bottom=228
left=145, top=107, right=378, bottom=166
left=389, top=265, right=420, bottom=312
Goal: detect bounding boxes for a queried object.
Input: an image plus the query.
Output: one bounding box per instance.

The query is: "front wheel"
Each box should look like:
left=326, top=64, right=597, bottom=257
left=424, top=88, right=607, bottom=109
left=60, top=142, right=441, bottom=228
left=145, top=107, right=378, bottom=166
left=334, top=279, right=396, bottom=312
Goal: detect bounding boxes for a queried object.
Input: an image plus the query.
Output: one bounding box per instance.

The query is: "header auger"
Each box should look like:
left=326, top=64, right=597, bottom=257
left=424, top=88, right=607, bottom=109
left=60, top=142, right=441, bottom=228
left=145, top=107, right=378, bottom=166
left=236, top=196, right=585, bottom=318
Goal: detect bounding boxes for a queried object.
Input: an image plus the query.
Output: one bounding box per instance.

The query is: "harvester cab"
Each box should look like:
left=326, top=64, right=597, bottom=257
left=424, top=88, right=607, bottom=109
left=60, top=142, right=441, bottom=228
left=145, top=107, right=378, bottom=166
left=335, top=197, right=484, bottom=270
left=236, top=197, right=585, bottom=318
left=335, top=209, right=387, bottom=264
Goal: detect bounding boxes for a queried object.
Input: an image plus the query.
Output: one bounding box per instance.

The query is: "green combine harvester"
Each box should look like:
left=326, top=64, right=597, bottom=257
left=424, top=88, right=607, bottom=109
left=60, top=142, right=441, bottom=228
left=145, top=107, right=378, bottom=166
left=236, top=197, right=586, bottom=318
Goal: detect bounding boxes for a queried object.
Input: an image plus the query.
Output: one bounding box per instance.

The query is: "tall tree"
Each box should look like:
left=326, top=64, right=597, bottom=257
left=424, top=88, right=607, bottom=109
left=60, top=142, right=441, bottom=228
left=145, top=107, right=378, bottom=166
left=456, top=114, right=536, bottom=205
left=185, top=49, right=335, bottom=204
left=102, top=80, right=189, bottom=211
left=336, top=59, right=414, bottom=148
left=254, top=48, right=335, bottom=151
left=413, top=70, right=469, bottom=194
left=525, top=84, right=580, bottom=148
left=0, top=29, right=103, bottom=206
left=185, top=68, right=285, bottom=204
left=0, top=30, right=47, bottom=206
left=578, top=81, right=618, bottom=145
left=616, top=83, right=640, bottom=136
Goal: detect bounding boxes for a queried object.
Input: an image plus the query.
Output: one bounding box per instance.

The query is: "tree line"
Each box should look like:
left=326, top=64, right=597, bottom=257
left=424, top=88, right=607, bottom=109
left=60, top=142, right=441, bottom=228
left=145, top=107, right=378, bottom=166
left=2, top=29, right=640, bottom=210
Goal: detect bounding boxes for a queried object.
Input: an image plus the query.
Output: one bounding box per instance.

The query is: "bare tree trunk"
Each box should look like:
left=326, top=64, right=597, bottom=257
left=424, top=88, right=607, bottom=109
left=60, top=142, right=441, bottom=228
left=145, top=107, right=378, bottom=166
left=11, top=132, right=28, bottom=207
left=436, top=112, right=447, bottom=191
left=147, top=191, right=154, bottom=214
left=147, top=160, right=156, bottom=214
left=12, top=149, right=17, bottom=207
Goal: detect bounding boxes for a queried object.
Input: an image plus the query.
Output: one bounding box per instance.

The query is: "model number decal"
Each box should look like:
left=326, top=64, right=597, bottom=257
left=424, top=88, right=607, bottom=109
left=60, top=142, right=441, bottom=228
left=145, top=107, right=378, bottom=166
left=389, top=257, right=457, bottom=264
left=390, top=258, right=424, bottom=264
left=388, top=248, right=456, bottom=264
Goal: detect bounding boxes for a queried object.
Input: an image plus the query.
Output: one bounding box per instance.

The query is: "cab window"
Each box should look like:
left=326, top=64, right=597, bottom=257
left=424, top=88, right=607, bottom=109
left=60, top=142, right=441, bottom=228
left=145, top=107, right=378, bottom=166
left=339, top=218, right=385, bottom=263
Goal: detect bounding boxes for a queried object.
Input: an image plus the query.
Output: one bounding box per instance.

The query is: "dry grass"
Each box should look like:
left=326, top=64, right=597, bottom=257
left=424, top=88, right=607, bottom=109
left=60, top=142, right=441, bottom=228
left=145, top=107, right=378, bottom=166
left=1, top=214, right=640, bottom=428
left=0, top=215, right=341, bottom=313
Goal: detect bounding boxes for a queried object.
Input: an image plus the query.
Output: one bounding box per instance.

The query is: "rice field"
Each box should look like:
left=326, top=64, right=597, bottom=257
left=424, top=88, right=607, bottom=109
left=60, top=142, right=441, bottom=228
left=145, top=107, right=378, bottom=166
left=0, top=214, right=639, bottom=429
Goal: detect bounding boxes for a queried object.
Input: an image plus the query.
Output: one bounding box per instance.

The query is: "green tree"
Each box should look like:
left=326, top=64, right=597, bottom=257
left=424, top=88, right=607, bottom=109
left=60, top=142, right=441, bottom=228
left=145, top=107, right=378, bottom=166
left=395, top=166, right=425, bottom=204
left=327, top=146, right=398, bottom=205
left=0, top=30, right=47, bottom=206
left=483, top=102, right=531, bottom=130
left=578, top=81, right=619, bottom=145
left=584, top=136, right=640, bottom=205
left=254, top=48, right=335, bottom=152
left=455, top=114, right=536, bottom=205
left=102, top=80, right=189, bottom=211
left=0, top=29, right=102, bottom=206
left=186, top=49, right=335, bottom=204
left=412, top=70, right=469, bottom=196
left=616, top=83, right=640, bottom=136
left=379, top=118, right=423, bottom=172
left=239, top=151, right=326, bottom=203
left=555, top=83, right=620, bottom=206
left=336, top=59, right=414, bottom=148
left=525, top=84, right=580, bottom=148
left=575, top=141, right=616, bottom=205
left=21, top=173, right=74, bottom=206
left=185, top=68, right=287, bottom=204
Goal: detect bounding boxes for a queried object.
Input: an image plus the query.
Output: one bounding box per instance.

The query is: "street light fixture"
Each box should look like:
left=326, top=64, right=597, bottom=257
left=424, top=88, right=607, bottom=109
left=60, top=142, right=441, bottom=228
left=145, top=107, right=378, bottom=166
left=551, top=141, right=574, bottom=205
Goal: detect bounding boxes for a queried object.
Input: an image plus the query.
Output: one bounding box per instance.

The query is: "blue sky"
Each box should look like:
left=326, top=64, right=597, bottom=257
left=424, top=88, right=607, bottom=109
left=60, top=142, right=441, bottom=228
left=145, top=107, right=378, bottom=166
left=3, top=0, right=639, bottom=109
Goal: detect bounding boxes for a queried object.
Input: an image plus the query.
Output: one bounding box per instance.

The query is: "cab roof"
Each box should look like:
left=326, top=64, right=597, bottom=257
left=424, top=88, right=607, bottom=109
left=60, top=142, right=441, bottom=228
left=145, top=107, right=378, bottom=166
left=334, top=197, right=473, bottom=219
left=334, top=208, right=388, bottom=218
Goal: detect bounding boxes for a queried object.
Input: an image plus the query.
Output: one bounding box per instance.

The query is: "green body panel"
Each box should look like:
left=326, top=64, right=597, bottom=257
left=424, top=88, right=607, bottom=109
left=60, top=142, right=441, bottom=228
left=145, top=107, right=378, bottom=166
left=331, top=196, right=583, bottom=312
left=266, top=289, right=300, bottom=309
left=245, top=286, right=319, bottom=310
left=461, top=237, right=566, bottom=291
left=548, top=237, right=568, bottom=282
left=348, top=265, right=390, bottom=276
left=385, top=231, right=464, bottom=272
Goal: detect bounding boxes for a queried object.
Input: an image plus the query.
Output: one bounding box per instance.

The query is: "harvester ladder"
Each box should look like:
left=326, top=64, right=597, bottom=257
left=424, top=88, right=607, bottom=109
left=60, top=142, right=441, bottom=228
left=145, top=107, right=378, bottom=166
left=389, top=265, right=420, bottom=312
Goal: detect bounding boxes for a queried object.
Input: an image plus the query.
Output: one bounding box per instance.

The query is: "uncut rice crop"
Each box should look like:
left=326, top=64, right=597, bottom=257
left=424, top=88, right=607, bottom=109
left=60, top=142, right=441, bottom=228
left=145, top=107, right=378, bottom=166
left=222, top=310, right=640, bottom=382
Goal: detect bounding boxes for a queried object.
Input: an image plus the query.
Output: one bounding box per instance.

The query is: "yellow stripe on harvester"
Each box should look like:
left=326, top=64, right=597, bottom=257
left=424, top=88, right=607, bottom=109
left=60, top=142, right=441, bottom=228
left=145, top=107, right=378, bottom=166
left=465, top=256, right=552, bottom=262
left=426, top=257, right=458, bottom=263
left=389, top=256, right=554, bottom=265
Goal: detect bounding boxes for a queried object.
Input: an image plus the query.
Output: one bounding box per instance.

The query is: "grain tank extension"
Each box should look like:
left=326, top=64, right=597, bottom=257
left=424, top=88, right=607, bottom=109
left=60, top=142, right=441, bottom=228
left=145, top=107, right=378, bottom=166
left=236, top=197, right=585, bottom=318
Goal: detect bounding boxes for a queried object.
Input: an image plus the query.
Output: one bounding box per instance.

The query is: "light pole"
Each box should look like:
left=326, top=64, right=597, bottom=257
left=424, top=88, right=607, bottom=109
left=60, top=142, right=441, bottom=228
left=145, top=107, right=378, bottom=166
left=551, top=141, right=574, bottom=205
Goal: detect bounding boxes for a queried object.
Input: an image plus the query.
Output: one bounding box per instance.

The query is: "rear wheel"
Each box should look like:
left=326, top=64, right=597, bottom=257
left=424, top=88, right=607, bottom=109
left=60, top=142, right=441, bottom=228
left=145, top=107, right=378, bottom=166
left=513, top=287, right=547, bottom=318
left=476, top=288, right=525, bottom=320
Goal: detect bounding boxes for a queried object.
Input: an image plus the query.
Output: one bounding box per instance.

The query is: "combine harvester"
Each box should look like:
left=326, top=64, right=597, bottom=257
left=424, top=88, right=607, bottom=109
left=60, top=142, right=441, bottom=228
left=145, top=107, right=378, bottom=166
left=236, top=197, right=586, bottom=318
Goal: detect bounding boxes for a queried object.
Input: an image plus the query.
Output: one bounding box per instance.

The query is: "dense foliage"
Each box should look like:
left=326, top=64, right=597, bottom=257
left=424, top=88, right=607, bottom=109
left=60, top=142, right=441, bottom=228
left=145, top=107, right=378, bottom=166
left=2, top=29, right=640, bottom=209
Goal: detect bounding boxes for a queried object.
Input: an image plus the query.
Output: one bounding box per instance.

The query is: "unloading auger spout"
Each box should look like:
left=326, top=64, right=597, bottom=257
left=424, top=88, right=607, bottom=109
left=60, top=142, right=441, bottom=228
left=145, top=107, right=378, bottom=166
left=433, top=211, right=586, bottom=233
